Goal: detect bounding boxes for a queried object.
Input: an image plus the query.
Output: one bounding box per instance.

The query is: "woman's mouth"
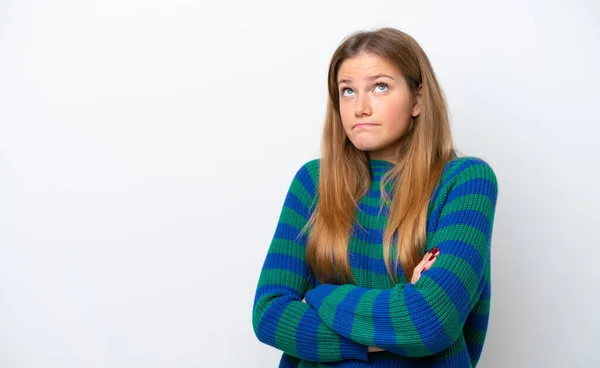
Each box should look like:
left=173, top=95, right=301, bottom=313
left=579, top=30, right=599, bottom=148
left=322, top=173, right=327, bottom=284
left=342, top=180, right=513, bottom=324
left=353, top=123, right=378, bottom=129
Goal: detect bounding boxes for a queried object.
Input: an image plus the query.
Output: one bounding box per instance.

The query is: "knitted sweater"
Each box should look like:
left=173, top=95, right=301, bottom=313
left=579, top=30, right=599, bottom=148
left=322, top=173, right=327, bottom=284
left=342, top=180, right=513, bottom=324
left=252, top=157, right=498, bottom=367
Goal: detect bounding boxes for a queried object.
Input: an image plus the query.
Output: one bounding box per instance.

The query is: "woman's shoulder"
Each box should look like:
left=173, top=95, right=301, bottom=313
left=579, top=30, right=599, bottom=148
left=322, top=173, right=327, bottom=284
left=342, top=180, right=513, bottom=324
left=294, top=158, right=320, bottom=178
left=300, top=158, right=321, bottom=173
left=288, top=158, right=320, bottom=197
left=440, top=154, right=498, bottom=191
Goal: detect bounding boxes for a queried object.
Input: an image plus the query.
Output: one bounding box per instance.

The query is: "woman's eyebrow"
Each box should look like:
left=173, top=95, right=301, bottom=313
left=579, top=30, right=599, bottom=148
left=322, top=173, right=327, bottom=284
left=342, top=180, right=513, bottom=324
left=338, top=74, right=395, bottom=85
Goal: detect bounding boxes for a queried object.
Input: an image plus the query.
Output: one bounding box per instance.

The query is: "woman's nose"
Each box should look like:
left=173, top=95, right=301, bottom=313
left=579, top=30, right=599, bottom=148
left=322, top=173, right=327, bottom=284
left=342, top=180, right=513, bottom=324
left=354, top=95, right=372, bottom=117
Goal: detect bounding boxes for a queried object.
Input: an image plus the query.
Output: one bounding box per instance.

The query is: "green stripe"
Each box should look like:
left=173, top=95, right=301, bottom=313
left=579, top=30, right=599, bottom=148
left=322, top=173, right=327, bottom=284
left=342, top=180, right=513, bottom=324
left=354, top=211, right=389, bottom=229
left=320, top=286, right=354, bottom=323
left=316, top=324, right=342, bottom=361
left=350, top=268, right=398, bottom=289
left=290, top=178, right=315, bottom=209
left=267, top=239, right=306, bottom=258
left=278, top=207, right=309, bottom=230
left=433, top=254, right=479, bottom=303
left=453, top=164, right=497, bottom=187
left=441, top=194, right=495, bottom=225
left=442, top=157, right=471, bottom=179
left=274, top=304, right=305, bottom=356
left=463, top=324, right=488, bottom=344
left=418, top=275, right=463, bottom=341
left=258, top=269, right=307, bottom=291
left=430, top=225, right=489, bottom=254
left=389, top=287, right=431, bottom=356
left=304, top=159, right=320, bottom=183
left=351, top=289, right=379, bottom=345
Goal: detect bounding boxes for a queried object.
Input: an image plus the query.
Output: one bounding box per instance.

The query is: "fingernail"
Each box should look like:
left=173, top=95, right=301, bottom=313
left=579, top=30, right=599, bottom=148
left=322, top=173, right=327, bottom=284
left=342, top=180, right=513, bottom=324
left=420, top=269, right=425, bottom=274
left=428, top=254, right=436, bottom=261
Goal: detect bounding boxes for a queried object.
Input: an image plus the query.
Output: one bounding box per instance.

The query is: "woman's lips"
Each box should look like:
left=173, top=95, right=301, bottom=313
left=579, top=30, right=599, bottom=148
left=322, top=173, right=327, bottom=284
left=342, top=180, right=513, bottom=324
left=353, top=123, right=378, bottom=129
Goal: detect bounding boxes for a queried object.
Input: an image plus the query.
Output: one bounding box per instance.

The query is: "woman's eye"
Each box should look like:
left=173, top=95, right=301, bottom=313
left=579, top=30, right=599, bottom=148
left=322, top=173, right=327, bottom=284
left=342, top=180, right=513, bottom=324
left=375, top=83, right=388, bottom=93
left=342, top=88, right=354, bottom=97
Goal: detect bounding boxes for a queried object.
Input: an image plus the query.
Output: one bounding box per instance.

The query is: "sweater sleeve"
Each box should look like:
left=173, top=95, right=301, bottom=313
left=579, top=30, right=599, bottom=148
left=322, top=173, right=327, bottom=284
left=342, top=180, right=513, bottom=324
left=252, top=160, right=369, bottom=363
left=303, top=158, right=498, bottom=358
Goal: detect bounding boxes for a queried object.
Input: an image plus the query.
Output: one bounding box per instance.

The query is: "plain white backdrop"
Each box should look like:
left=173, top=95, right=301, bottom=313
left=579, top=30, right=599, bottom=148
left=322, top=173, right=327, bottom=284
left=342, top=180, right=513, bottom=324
left=0, top=0, right=599, bottom=367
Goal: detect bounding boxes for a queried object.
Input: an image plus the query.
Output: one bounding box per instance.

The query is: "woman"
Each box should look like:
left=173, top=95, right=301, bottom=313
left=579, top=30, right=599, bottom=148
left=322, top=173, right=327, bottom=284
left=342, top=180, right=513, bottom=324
left=252, top=27, right=498, bottom=367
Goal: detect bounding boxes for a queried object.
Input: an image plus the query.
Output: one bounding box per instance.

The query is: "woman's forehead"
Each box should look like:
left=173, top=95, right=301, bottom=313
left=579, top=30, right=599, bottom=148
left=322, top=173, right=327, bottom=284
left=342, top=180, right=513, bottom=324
left=337, top=55, right=399, bottom=82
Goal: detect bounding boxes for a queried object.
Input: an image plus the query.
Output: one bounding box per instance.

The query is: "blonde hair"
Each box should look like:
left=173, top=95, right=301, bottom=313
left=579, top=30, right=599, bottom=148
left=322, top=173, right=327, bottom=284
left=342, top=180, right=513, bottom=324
left=305, top=28, right=457, bottom=284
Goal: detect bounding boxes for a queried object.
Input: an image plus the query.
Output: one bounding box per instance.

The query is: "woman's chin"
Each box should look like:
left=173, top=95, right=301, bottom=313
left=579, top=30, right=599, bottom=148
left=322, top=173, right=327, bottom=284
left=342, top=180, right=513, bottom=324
left=350, top=141, right=384, bottom=153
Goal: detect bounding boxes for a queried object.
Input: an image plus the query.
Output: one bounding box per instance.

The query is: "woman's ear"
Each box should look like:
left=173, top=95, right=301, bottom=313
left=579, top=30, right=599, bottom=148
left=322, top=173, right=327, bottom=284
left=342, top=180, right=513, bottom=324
left=411, top=84, right=423, bottom=117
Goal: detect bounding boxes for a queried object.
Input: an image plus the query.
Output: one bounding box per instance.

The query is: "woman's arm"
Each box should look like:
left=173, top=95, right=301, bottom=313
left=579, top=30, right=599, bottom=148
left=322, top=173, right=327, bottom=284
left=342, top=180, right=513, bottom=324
left=304, top=158, right=498, bottom=358
left=252, top=160, right=369, bottom=363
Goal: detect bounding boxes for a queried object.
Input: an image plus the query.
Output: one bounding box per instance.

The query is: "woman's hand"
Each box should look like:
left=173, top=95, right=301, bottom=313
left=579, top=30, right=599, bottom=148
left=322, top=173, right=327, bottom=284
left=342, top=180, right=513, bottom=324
left=410, top=247, right=440, bottom=284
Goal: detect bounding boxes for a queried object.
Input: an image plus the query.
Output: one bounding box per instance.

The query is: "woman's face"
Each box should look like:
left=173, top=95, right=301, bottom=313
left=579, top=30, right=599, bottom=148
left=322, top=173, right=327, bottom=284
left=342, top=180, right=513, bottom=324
left=337, top=53, right=421, bottom=162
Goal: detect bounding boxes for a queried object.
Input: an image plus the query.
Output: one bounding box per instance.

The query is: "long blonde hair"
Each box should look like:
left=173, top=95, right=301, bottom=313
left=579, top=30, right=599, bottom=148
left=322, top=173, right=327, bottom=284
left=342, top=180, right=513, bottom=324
left=305, top=28, right=457, bottom=285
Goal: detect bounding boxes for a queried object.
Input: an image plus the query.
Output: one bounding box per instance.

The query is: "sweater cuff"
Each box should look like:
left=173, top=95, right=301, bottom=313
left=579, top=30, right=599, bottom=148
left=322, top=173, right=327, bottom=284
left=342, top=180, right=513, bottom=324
left=338, top=337, right=369, bottom=362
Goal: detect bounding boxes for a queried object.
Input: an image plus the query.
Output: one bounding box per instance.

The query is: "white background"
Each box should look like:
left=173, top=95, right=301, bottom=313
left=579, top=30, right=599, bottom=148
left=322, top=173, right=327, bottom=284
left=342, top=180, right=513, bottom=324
left=1, top=0, right=599, bottom=367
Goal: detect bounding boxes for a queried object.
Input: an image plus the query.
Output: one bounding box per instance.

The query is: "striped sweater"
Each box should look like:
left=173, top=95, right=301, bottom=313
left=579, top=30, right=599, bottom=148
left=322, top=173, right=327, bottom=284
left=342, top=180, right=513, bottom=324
left=252, top=157, right=498, bottom=367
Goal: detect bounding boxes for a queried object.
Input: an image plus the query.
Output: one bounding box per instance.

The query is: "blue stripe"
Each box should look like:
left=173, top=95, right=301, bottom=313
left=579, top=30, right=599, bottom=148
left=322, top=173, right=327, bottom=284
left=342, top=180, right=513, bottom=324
left=429, top=157, right=465, bottom=205
left=446, top=157, right=468, bottom=173
left=256, top=294, right=294, bottom=346
left=295, top=309, right=320, bottom=361
left=429, top=159, right=489, bottom=233
left=278, top=354, right=300, bottom=368
left=370, top=161, right=394, bottom=174
left=434, top=239, right=486, bottom=277
left=273, top=223, right=307, bottom=244
left=475, top=277, right=488, bottom=298
left=446, top=158, right=485, bottom=181
left=348, top=251, right=390, bottom=276
left=371, top=168, right=389, bottom=176
left=255, top=316, right=276, bottom=346
left=262, top=253, right=308, bottom=277
left=466, top=312, right=489, bottom=330
left=371, top=291, right=408, bottom=356
left=443, top=346, right=472, bottom=367
left=357, top=202, right=390, bottom=217
left=306, top=284, right=335, bottom=311
left=350, top=226, right=384, bottom=245
left=365, top=188, right=393, bottom=199
left=445, top=178, right=497, bottom=206
left=437, top=209, right=492, bottom=241
left=254, top=284, right=302, bottom=304
left=437, top=158, right=485, bottom=195
left=426, top=207, right=440, bottom=235
left=331, top=287, right=368, bottom=338
left=366, top=189, right=382, bottom=199
left=480, top=281, right=491, bottom=300
left=296, top=164, right=317, bottom=198
left=404, top=284, right=454, bottom=353
left=467, top=342, right=485, bottom=364
left=284, top=192, right=310, bottom=219
left=433, top=158, right=473, bottom=195
left=429, top=166, right=495, bottom=228
left=426, top=267, right=472, bottom=322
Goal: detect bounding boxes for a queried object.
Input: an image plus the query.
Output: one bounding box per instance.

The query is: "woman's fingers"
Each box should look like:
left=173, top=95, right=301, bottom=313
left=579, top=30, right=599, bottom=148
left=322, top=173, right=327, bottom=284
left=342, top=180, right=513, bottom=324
left=411, top=247, right=440, bottom=283
left=420, top=247, right=440, bottom=273
left=368, top=346, right=385, bottom=353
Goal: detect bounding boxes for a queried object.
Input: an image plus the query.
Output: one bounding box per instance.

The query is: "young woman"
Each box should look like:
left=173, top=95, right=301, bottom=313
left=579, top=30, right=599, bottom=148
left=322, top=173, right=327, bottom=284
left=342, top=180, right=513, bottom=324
left=252, top=27, right=498, bottom=367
